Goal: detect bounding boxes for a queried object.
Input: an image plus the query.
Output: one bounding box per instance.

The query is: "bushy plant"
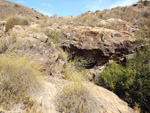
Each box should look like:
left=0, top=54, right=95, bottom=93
left=44, top=30, right=60, bottom=44
left=98, top=45, right=150, bottom=112
left=6, top=17, right=29, bottom=32
left=127, top=45, right=150, bottom=112
left=0, top=55, right=41, bottom=108
left=68, top=55, right=92, bottom=70
left=98, top=62, right=135, bottom=96
left=14, top=4, right=20, bottom=7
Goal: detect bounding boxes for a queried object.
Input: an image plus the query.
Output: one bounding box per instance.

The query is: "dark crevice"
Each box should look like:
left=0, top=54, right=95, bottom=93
left=61, top=44, right=110, bottom=69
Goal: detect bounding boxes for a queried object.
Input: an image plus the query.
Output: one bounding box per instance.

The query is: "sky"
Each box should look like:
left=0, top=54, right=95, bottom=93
left=6, top=0, right=140, bottom=17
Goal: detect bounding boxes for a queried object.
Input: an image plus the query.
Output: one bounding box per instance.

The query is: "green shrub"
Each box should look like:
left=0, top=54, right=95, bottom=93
left=6, top=17, right=29, bottom=32
left=68, top=55, right=92, bottom=70
left=44, top=30, right=60, bottom=44
left=98, top=62, right=135, bottom=95
left=127, top=45, right=150, bottom=112
left=14, top=4, right=20, bottom=7
left=98, top=45, right=150, bottom=112
left=0, top=55, right=41, bottom=108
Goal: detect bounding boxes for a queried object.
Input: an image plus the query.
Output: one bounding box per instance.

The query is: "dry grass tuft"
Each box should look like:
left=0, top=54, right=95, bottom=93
left=57, top=83, right=92, bottom=113
left=0, top=33, right=17, bottom=53
left=56, top=61, right=95, bottom=113
left=62, top=61, right=88, bottom=80
left=0, top=55, right=41, bottom=109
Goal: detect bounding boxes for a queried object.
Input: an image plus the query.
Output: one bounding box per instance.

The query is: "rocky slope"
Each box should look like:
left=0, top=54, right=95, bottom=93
left=70, top=1, right=150, bottom=28
left=0, top=1, right=149, bottom=113
left=0, top=0, right=48, bottom=20
left=0, top=20, right=138, bottom=113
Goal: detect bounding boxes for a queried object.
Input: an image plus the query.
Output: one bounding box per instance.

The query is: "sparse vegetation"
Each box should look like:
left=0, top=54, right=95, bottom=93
left=134, top=27, right=150, bottom=45
left=57, top=60, right=94, bottom=113
left=62, top=60, right=88, bottom=80
left=0, top=55, right=41, bottom=109
left=135, top=27, right=150, bottom=39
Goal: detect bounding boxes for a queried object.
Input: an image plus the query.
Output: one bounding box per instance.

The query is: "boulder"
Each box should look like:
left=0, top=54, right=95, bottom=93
left=34, top=33, right=49, bottom=43
left=11, top=25, right=26, bottom=36
left=86, top=82, right=136, bottom=113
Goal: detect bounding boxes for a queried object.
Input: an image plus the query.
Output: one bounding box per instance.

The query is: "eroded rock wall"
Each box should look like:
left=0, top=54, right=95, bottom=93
left=61, top=26, right=137, bottom=67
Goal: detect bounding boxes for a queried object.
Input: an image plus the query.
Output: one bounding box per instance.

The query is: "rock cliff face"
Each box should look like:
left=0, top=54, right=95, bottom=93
left=61, top=26, right=137, bottom=68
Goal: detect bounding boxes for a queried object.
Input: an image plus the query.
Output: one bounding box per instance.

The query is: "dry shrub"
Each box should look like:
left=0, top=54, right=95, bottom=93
left=134, top=103, right=141, bottom=113
left=25, top=100, right=43, bottom=113
left=0, top=37, right=11, bottom=53
left=0, top=33, right=17, bottom=53
left=62, top=60, right=88, bottom=80
left=121, top=15, right=129, bottom=21
left=143, top=10, right=150, bottom=18
left=56, top=61, right=95, bottom=113
left=135, top=27, right=150, bottom=39
left=59, top=50, right=68, bottom=60
left=38, top=20, right=47, bottom=27
left=6, top=16, right=29, bottom=32
left=0, top=55, right=41, bottom=108
left=57, top=83, right=93, bottom=113
left=136, top=18, right=150, bottom=27
left=74, top=14, right=99, bottom=26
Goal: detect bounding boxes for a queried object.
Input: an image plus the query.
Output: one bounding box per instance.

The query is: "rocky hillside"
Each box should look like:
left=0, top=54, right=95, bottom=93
left=50, top=1, right=150, bottom=29
left=0, top=1, right=150, bottom=113
left=0, top=0, right=48, bottom=21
